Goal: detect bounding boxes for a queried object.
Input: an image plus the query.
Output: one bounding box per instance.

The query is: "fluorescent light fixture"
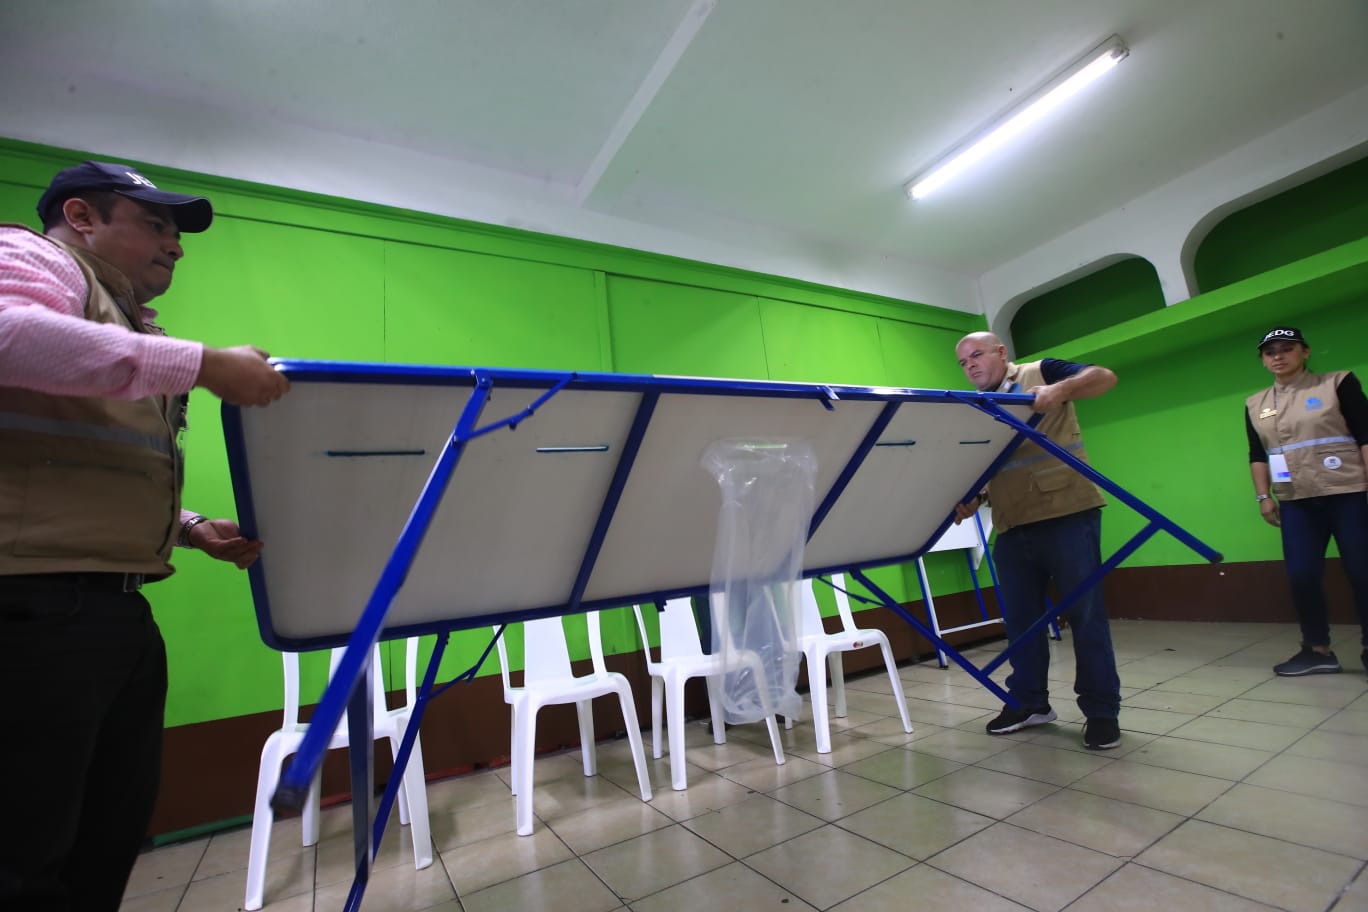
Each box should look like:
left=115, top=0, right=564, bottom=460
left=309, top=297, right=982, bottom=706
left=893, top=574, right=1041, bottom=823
left=905, top=35, right=1129, bottom=201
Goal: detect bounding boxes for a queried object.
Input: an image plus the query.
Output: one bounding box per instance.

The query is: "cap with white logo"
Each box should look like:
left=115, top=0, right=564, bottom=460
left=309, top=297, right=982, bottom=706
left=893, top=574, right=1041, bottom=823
left=38, top=160, right=213, bottom=233
left=1257, top=326, right=1307, bottom=350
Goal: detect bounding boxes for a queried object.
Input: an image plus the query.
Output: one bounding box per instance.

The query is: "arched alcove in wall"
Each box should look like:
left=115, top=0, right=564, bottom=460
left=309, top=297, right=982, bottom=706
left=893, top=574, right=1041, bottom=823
left=1185, top=147, right=1368, bottom=295
left=1005, top=256, right=1165, bottom=358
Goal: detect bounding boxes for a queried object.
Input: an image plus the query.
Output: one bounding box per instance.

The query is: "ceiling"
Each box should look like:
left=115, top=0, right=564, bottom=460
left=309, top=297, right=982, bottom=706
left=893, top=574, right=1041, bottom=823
left=3, top=0, right=1368, bottom=312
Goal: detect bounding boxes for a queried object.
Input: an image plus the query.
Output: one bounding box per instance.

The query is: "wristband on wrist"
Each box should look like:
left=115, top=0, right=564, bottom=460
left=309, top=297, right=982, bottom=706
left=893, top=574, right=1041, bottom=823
left=178, top=514, right=210, bottom=548
left=1255, top=494, right=1272, bottom=503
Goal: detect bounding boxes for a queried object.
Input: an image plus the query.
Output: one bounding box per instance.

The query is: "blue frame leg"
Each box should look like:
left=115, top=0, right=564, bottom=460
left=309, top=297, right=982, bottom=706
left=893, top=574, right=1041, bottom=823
left=369, top=632, right=452, bottom=857
left=343, top=660, right=374, bottom=912
left=851, top=568, right=1017, bottom=707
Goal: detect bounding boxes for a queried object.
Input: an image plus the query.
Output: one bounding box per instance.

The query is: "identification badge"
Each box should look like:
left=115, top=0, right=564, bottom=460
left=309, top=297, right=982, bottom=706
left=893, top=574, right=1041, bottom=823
left=1259, top=407, right=1277, bottom=419
left=1270, top=453, right=1291, bottom=482
left=1325, top=455, right=1343, bottom=470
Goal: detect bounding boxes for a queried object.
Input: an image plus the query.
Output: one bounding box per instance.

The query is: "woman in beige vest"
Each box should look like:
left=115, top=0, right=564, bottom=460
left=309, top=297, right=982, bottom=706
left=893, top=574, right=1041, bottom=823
left=1245, top=326, right=1368, bottom=677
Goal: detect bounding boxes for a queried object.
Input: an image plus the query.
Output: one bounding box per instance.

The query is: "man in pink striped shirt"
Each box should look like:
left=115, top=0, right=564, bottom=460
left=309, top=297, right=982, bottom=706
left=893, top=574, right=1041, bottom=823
left=0, top=160, right=289, bottom=911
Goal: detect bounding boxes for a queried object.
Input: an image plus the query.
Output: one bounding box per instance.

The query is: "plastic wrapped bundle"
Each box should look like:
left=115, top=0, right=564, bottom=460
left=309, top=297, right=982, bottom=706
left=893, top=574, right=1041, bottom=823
left=702, top=438, right=816, bottom=724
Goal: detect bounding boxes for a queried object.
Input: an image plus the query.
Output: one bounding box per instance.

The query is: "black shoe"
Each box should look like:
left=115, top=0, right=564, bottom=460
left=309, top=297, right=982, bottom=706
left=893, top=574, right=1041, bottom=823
left=1273, top=647, right=1341, bottom=676
left=985, top=704, right=1057, bottom=735
left=1083, top=717, right=1121, bottom=750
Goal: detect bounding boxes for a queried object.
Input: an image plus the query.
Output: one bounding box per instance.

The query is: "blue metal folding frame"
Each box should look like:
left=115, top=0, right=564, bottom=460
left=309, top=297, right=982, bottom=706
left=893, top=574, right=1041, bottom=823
left=852, top=393, right=1221, bottom=705
left=225, top=362, right=1220, bottom=911
left=911, top=507, right=1059, bottom=669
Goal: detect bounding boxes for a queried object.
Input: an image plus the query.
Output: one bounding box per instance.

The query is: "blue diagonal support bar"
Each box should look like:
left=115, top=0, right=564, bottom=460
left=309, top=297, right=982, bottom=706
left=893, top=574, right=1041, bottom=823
left=951, top=394, right=1223, bottom=565
left=274, top=371, right=582, bottom=812
left=567, top=392, right=659, bottom=612
left=850, top=569, right=1013, bottom=705
left=982, top=520, right=1162, bottom=678
left=270, top=374, right=500, bottom=813
left=809, top=400, right=899, bottom=538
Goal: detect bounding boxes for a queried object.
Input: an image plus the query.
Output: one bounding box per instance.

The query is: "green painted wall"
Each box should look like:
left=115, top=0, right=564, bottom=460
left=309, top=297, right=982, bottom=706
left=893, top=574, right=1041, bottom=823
left=1052, top=240, right=1368, bottom=569
left=1194, top=153, right=1368, bottom=293
left=1008, top=152, right=1368, bottom=577
left=1012, top=257, right=1165, bottom=356
left=2, top=138, right=982, bottom=727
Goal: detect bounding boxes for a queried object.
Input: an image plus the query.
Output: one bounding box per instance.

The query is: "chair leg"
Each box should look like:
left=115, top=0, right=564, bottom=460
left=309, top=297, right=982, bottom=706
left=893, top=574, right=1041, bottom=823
left=763, top=715, right=787, bottom=766
left=244, top=735, right=285, bottom=912
left=650, top=675, right=665, bottom=759
left=704, top=675, right=726, bottom=745
left=746, top=659, right=786, bottom=768
left=576, top=699, right=597, bottom=777
left=665, top=673, right=689, bottom=791
left=386, top=734, right=412, bottom=827
left=809, top=647, right=832, bottom=754
left=783, top=682, right=799, bottom=731
left=613, top=683, right=653, bottom=802
left=514, top=701, right=537, bottom=836
left=878, top=638, right=914, bottom=734
left=302, top=771, right=323, bottom=847
left=508, top=703, right=521, bottom=797
left=829, top=651, right=847, bottom=718
left=783, top=655, right=802, bottom=731
left=401, top=735, right=433, bottom=869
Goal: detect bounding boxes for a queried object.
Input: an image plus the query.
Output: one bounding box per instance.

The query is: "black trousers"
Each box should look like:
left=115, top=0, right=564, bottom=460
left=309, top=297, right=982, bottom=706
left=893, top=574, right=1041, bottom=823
left=0, top=575, right=168, bottom=912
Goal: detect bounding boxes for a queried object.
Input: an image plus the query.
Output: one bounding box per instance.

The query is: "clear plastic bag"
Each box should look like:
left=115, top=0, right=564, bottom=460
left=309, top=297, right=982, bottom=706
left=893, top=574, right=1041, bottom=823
left=702, top=438, right=817, bottom=724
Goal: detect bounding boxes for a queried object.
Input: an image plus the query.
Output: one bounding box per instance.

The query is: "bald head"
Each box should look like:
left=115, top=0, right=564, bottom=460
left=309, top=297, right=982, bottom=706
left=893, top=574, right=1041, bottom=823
left=958, top=331, right=1003, bottom=349
left=956, top=332, right=1010, bottom=391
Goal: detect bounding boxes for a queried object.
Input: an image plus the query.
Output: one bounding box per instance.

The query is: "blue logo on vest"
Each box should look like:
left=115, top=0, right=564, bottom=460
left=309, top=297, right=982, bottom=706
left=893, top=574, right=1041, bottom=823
left=1306, top=397, right=1322, bottom=410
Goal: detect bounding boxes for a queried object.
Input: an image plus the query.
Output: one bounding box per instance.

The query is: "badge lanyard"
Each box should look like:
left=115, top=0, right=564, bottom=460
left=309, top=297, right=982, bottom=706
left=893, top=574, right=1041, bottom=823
left=1268, top=387, right=1290, bottom=482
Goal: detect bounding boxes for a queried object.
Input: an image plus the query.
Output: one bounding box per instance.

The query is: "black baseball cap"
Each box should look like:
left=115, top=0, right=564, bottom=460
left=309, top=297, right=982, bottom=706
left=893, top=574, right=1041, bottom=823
left=1257, top=326, right=1308, bottom=350
left=37, top=161, right=213, bottom=233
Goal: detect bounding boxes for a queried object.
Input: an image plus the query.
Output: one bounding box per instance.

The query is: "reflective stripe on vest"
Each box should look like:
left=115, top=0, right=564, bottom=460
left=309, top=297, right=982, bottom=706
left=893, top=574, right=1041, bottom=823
left=0, top=410, right=175, bottom=456
left=1266, top=435, right=1356, bottom=456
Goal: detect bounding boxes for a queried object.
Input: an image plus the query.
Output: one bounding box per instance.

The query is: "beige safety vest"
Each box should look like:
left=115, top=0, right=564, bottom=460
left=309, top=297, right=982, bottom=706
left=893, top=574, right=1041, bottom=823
left=1246, top=371, right=1367, bottom=500
left=0, top=225, right=185, bottom=576
left=985, top=360, right=1106, bottom=533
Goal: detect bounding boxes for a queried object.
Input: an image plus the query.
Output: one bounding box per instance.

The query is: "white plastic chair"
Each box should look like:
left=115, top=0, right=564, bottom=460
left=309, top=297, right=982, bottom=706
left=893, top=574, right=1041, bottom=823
left=916, top=506, right=1060, bottom=667
left=245, top=638, right=432, bottom=911
left=495, top=611, right=653, bottom=835
left=789, top=575, right=914, bottom=753
left=632, top=598, right=786, bottom=791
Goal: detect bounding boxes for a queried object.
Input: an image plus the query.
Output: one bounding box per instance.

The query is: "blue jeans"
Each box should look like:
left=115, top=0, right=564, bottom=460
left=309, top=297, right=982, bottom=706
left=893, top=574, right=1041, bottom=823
left=992, top=508, right=1121, bottom=719
left=1279, top=492, right=1368, bottom=650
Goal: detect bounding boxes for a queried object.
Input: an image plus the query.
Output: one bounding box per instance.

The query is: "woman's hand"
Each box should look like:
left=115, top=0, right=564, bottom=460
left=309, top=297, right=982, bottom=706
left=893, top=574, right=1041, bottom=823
left=1259, top=497, right=1281, bottom=528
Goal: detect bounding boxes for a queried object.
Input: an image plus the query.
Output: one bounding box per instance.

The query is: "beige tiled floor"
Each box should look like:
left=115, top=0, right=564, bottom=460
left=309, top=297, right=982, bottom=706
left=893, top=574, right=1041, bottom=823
left=121, top=620, right=1368, bottom=912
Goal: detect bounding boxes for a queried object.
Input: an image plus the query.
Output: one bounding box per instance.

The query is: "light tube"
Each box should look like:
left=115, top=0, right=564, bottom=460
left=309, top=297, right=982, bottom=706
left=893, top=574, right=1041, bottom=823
left=906, top=36, right=1129, bottom=201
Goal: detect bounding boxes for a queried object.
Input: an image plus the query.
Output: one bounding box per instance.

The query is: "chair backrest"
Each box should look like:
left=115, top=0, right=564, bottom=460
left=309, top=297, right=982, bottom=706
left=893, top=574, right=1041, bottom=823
left=712, top=586, right=802, bottom=651
left=326, top=644, right=390, bottom=724
left=496, top=611, right=607, bottom=695
left=633, top=601, right=703, bottom=669
left=657, top=598, right=706, bottom=661
left=827, top=573, right=860, bottom=633
left=403, top=636, right=420, bottom=707
left=927, top=506, right=993, bottom=568
left=281, top=639, right=413, bottom=733
left=797, top=578, right=827, bottom=640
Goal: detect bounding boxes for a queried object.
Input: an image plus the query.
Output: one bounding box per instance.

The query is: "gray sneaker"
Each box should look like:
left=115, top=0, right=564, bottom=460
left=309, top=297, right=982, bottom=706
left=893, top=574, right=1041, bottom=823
left=1273, top=647, right=1341, bottom=676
